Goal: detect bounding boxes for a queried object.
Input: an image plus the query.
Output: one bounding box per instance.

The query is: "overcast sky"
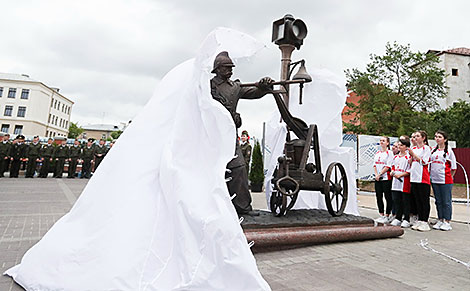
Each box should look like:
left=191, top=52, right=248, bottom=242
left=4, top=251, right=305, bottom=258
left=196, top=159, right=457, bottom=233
left=1, top=0, right=469, bottom=139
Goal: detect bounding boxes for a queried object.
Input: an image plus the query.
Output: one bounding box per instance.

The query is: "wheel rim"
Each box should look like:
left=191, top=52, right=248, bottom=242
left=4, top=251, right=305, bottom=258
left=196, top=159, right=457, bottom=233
left=324, top=162, right=348, bottom=216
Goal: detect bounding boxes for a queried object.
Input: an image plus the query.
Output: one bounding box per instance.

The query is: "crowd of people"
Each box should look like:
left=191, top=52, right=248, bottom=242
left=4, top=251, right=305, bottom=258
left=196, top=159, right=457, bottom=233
left=373, top=130, right=457, bottom=231
left=0, top=133, right=113, bottom=179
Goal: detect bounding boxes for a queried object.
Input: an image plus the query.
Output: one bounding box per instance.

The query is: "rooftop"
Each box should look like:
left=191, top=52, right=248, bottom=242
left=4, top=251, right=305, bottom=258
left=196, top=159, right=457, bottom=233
left=0, top=72, right=38, bottom=83
left=82, top=124, right=124, bottom=131
left=428, top=47, right=470, bottom=57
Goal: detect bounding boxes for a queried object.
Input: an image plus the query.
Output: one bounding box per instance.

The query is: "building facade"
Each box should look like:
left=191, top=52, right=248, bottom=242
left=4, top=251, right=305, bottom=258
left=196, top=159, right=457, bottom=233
left=80, top=123, right=126, bottom=141
left=429, top=47, right=470, bottom=108
left=0, top=73, right=73, bottom=138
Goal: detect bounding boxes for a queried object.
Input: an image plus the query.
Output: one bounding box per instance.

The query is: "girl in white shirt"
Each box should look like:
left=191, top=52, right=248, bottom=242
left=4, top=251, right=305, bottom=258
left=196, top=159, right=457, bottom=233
left=373, top=137, right=394, bottom=223
left=430, top=130, right=457, bottom=231
left=408, top=130, right=432, bottom=231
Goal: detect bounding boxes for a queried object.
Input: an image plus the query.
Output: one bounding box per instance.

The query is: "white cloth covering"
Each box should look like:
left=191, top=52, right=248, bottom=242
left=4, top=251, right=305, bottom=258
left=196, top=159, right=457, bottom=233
left=265, top=69, right=359, bottom=215
left=5, top=28, right=271, bottom=291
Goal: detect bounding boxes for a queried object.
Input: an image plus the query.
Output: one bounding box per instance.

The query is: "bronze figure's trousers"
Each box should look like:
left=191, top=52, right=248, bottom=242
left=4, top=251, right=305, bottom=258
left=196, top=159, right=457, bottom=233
left=25, top=159, right=38, bottom=178
left=39, top=159, right=51, bottom=178
left=225, top=165, right=253, bottom=214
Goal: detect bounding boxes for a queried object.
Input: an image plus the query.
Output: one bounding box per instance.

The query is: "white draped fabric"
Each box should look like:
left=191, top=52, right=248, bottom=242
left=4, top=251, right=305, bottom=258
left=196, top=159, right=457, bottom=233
left=264, top=69, right=359, bottom=215
left=5, top=28, right=271, bottom=291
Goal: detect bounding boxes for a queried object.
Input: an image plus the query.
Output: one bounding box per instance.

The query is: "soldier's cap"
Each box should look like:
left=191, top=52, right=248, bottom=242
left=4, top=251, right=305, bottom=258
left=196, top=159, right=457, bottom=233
left=241, top=130, right=249, bottom=136
left=5, top=133, right=10, bottom=137
left=88, top=138, right=95, bottom=142
left=211, top=51, right=235, bottom=73
left=33, top=135, right=39, bottom=138
left=16, top=134, right=25, bottom=140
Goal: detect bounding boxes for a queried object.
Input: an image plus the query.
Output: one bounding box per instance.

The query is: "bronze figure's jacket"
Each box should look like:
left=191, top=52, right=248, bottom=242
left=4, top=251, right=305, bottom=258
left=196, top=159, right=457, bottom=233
left=210, top=76, right=269, bottom=169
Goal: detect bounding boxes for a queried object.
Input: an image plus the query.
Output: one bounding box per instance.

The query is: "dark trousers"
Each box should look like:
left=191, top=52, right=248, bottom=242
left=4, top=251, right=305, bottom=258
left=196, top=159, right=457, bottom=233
left=410, top=190, right=418, bottom=215
left=375, top=180, right=393, bottom=214
left=68, top=159, right=79, bottom=178
left=411, top=182, right=431, bottom=221
left=39, top=158, right=52, bottom=178
left=81, top=159, right=92, bottom=178
left=25, top=158, right=38, bottom=178
left=0, top=157, right=8, bottom=177
left=54, top=158, right=66, bottom=178
left=94, top=157, right=104, bottom=172
left=392, top=191, right=411, bottom=222
left=10, top=159, right=21, bottom=178
left=226, top=165, right=252, bottom=214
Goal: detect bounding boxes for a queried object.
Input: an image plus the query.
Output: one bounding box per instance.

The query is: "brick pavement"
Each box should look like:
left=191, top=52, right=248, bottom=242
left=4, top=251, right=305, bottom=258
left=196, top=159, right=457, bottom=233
left=1, top=179, right=470, bottom=290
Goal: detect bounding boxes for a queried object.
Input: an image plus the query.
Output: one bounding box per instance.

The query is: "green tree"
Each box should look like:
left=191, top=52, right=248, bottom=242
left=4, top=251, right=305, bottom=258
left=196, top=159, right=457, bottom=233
left=249, top=140, right=264, bottom=188
left=110, top=130, right=123, bottom=140
left=68, top=122, right=84, bottom=139
left=344, top=42, right=446, bottom=136
left=427, top=101, right=470, bottom=147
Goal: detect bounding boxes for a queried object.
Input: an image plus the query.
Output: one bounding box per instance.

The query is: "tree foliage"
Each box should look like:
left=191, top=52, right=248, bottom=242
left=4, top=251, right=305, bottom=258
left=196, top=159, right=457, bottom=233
left=426, top=101, right=470, bottom=147
left=249, top=140, right=264, bottom=185
left=68, top=122, right=84, bottom=139
left=110, top=130, right=123, bottom=140
left=344, top=42, right=446, bottom=136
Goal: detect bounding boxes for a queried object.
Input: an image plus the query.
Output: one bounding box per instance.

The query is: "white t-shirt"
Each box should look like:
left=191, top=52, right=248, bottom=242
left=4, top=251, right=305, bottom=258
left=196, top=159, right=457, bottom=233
left=373, top=150, right=393, bottom=181
left=430, top=147, right=457, bottom=184
left=409, top=145, right=431, bottom=184
left=391, top=153, right=411, bottom=193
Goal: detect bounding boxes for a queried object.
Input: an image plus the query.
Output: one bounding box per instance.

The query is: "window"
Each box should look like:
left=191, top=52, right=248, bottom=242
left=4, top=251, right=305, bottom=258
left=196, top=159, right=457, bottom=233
left=452, top=68, right=458, bottom=76
left=51, top=98, right=54, bottom=107
left=102, top=134, right=106, bottom=139
left=54, top=100, right=57, bottom=109
left=0, top=87, right=3, bottom=97
left=4, top=105, right=13, bottom=116
left=17, top=106, right=26, bottom=117
left=1, top=124, right=9, bottom=133
left=21, top=89, right=30, bottom=99
left=13, top=125, right=23, bottom=135
left=8, top=88, right=16, bottom=98
left=68, top=107, right=71, bottom=114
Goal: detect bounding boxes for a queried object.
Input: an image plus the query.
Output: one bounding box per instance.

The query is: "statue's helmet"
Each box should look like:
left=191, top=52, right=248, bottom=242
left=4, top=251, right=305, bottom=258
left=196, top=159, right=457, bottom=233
left=211, top=51, right=235, bottom=73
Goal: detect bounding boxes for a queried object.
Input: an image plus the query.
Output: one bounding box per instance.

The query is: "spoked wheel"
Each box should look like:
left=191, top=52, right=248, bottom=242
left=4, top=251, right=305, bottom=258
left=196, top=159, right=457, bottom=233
left=270, top=189, right=299, bottom=217
left=270, top=190, right=286, bottom=217
left=323, top=162, right=348, bottom=216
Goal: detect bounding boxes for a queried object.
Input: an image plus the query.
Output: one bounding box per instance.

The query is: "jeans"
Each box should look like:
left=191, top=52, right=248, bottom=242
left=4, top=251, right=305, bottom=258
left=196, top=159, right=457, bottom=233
left=432, top=183, right=453, bottom=221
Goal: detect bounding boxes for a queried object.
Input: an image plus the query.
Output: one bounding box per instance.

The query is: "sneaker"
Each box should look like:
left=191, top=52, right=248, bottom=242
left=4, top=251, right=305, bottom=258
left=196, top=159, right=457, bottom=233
left=411, top=221, right=422, bottom=230
left=387, top=215, right=396, bottom=223
left=401, top=220, right=411, bottom=228
left=417, top=222, right=431, bottom=232
left=410, top=215, right=418, bottom=226
left=390, top=219, right=401, bottom=226
left=375, top=216, right=388, bottom=224
left=440, top=222, right=452, bottom=231
left=433, top=221, right=443, bottom=230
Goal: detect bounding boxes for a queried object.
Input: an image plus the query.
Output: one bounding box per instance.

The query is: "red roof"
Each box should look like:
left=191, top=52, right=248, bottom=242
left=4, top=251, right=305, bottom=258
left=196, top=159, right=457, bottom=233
left=428, top=47, right=470, bottom=57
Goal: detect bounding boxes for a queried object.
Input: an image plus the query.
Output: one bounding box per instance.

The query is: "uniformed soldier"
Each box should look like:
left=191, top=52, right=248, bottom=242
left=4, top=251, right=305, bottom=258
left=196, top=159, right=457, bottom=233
left=53, top=140, right=69, bottom=178
left=25, top=136, right=41, bottom=178
left=80, top=138, right=95, bottom=179
left=0, top=133, right=12, bottom=177
left=9, top=135, right=28, bottom=178
left=39, top=138, right=54, bottom=178
left=93, top=139, right=107, bottom=171
left=68, top=139, right=81, bottom=178
left=240, top=130, right=252, bottom=176
left=210, top=51, right=273, bottom=215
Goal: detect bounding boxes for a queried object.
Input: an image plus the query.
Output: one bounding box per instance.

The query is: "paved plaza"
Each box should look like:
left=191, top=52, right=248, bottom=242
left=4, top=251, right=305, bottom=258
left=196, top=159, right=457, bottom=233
left=1, top=178, right=470, bottom=290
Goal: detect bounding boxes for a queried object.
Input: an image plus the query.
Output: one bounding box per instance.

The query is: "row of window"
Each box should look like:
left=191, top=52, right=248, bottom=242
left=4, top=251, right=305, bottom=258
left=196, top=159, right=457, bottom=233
left=1, top=124, right=23, bottom=135
left=51, top=98, right=71, bottom=115
left=3, top=105, right=26, bottom=117
left=45, top=130, right=66, bottom=137
left=48, top=114, right=68, bottom=129
left=0, top=124, right=65, bottom=138
left=0, top=87, right=29, bottom=99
